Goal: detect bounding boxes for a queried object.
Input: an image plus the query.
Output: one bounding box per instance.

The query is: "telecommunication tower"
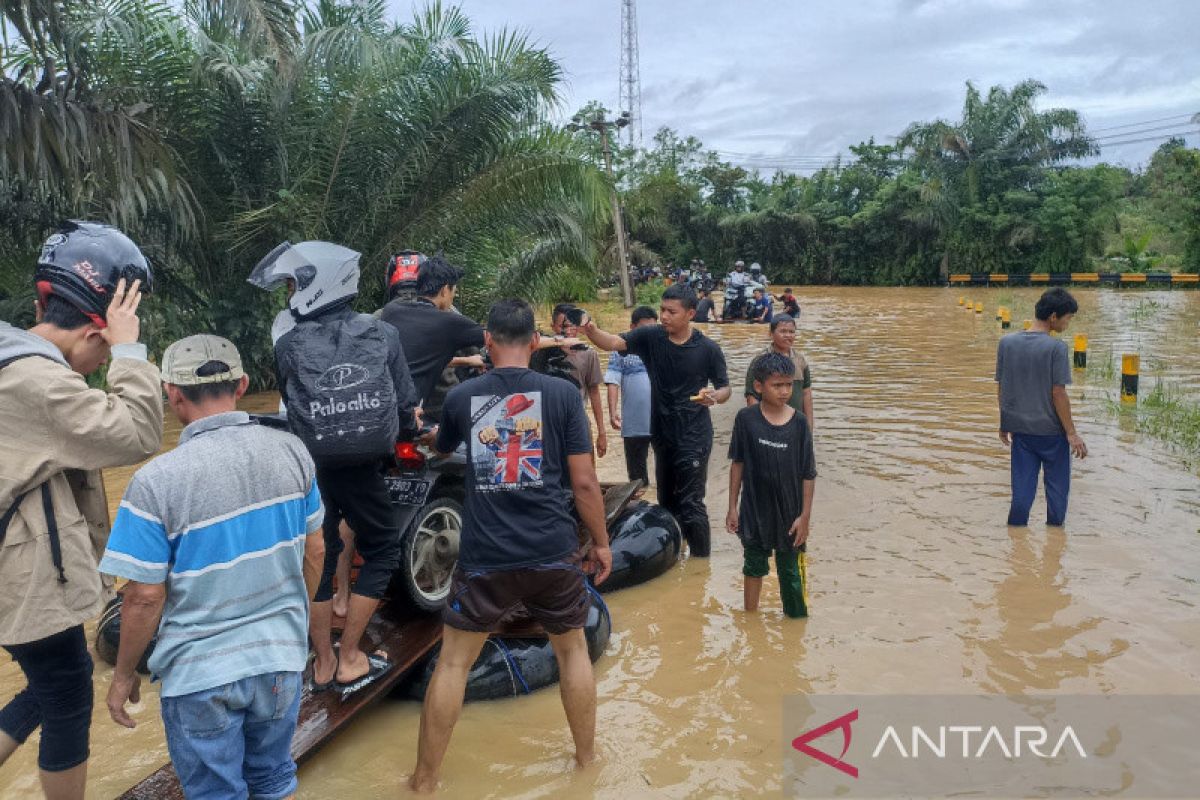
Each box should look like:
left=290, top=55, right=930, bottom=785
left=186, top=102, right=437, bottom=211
left=619, top=0, right=643, bottom=145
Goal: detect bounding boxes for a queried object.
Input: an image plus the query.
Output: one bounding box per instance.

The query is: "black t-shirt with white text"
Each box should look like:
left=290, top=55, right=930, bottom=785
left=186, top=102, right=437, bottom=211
left=728, top=405, right=817, bottom=551
left=437, top=368, right=591, bottom=571
left=621, top=325, right=729, bottom=445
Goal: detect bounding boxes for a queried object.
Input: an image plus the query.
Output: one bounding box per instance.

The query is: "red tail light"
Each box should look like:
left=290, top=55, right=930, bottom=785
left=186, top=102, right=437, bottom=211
left=394, top=441, right=426, bottom=470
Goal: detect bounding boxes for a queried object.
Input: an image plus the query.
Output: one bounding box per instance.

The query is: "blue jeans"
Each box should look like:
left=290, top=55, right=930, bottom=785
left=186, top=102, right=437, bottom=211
left=1008, top=433, right=1071, bottom=526
left=161, top=672, right=302, bottom=800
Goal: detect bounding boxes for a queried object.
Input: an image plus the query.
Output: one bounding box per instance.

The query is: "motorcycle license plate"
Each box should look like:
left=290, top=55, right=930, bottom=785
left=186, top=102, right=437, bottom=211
left=386, top=477, right=431, bottom=506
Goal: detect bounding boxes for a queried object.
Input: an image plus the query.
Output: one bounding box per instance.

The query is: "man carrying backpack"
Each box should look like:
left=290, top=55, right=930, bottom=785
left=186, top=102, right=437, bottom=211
left=0, top=221, right=162, bottom=800
left=250, top=241, right=418, bottom=695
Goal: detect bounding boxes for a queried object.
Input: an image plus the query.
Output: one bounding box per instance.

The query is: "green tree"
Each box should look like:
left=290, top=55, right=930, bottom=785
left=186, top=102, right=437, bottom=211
left=899, top=79, right=1097, bottom=274
left=1, top=0, right=608, bottom=387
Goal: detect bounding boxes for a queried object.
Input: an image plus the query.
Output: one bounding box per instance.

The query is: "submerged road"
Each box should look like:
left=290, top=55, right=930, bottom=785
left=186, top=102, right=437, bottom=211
left=1, top=286, right=1197, bottom=797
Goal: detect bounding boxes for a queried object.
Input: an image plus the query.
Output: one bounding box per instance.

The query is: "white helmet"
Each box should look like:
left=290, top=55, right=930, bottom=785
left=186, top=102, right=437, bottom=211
left=734, top=260, right=745, bottom=269
left=248, top=241, right=361, bottom=318
left=750, top=262, right=762, bottom=272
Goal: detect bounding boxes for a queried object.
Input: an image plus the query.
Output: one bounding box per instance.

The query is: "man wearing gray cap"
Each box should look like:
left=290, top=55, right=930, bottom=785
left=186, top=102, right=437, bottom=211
left=101, top=334, right=323, bottom=800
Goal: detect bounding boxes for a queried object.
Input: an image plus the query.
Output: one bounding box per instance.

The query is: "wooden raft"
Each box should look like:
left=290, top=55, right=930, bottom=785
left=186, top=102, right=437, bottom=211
left=119, top=481, right=643, bottom=798
left=119, top=609, right=441, bottom=800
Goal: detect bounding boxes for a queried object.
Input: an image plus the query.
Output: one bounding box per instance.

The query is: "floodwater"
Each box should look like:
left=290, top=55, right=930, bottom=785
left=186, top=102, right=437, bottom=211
left=1, top=287, right=1198, bottom=798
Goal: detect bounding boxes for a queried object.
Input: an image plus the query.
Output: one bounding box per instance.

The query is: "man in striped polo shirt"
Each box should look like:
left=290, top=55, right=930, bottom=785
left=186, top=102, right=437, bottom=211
left=101, top=335, right=322, bottom=800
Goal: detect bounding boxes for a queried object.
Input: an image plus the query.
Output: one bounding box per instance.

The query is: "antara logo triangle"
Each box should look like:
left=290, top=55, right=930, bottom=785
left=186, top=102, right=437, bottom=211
left=791, top=709, right=859, bottom=779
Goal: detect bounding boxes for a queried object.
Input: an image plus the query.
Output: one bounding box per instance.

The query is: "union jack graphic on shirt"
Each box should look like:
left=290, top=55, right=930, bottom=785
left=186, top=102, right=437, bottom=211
left=492, top=427, right=543, bottom=484
left=470, top=391, right=545, bottom=491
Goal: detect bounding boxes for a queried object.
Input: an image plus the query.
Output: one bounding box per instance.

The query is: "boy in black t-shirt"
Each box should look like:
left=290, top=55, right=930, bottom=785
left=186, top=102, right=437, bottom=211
left=726, top=353, right=817, bottom=618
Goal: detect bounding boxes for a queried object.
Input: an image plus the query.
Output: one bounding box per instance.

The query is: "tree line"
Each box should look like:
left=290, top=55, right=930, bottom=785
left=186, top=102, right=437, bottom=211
left=585, top=82, right=1200, bottom=285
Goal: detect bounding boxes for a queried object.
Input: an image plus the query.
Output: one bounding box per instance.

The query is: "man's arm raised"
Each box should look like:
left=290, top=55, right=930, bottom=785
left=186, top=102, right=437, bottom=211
left=580, top=314, right=627, bottom=353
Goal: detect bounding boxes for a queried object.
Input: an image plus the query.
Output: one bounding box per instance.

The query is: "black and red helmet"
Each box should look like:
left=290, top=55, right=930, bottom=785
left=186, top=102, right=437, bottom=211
left=386, top=250, right=427, bottom=290
left=35, top=221, right=153, bottom=328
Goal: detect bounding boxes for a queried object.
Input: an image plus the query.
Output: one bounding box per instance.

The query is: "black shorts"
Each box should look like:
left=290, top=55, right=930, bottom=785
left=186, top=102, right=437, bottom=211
left=0, top=626, right=93, bottom=771
left=314, top=461, right=401, bottom=601
left=443, top=559, right=589, bottom=635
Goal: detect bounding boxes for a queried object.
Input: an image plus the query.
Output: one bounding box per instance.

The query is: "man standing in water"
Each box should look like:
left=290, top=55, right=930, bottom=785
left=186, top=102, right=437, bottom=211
left=581, top=284, right=731, bottom=556
left=996, top=287, right=1087, bottom=526
left=409, top=300, right=611, bottom=792
left=0, top=223, right=161, bottom=800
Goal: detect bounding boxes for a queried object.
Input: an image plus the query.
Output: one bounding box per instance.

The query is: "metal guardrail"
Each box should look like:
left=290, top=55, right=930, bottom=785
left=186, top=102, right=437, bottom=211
left=948, top=273, right=1197, bottom=286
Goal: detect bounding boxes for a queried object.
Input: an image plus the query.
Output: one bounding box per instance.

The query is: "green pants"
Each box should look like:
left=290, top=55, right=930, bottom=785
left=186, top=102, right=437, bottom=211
left=742, top=543, right=809, bottom=618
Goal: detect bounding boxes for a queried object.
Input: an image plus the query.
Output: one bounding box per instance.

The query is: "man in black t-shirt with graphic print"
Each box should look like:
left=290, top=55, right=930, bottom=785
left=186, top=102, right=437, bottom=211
left=408, top=299, right=611, bottom=793
left=580, top=283, right=732, bottom=557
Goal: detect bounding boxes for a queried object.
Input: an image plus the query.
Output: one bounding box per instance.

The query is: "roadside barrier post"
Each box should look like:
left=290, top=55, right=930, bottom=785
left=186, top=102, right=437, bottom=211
left=974, top=302, right=983, bottom=314
left=1121, top=354, right=1139, bottom=402
left=1023, top=319, right=1032, bottom=330
left=958, top=296, right=965, bottom=306
left=1000, top=308, right=1011, bottom=329
left=1073, top=335, right=1087, bottom=368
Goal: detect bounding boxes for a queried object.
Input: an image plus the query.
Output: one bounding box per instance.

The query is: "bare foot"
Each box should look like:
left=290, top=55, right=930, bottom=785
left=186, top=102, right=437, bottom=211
left=407, top=772, right=438, bottom=794
left=574, top=750, right=600, bottom=769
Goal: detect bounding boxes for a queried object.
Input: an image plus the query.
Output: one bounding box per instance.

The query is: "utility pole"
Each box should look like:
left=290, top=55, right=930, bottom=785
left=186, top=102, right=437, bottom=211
left=569, top=110, right=635, bottom=308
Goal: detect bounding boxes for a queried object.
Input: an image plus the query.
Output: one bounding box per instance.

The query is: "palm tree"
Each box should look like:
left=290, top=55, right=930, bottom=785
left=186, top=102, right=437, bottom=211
left=898, top=80, right=1097, bottom=273
left=2, top=0, right=608, bottom=387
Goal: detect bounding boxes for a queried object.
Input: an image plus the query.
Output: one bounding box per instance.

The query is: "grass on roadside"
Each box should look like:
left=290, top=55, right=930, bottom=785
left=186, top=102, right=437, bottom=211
left=1102, top=379, right=1200, bottom=469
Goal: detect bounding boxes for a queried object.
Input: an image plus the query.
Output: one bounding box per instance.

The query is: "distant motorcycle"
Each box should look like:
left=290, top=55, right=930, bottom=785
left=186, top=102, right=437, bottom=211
left=722, top=278, right=765, bottom=320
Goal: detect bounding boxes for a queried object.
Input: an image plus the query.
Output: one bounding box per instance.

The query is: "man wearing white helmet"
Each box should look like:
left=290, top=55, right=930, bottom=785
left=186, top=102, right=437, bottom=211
left=251, top=241, right=418, bottom=696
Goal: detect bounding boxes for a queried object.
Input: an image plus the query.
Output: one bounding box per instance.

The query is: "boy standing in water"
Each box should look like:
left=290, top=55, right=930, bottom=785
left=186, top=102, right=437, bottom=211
left=996, top=287, right=1087, bottom=526
left=726, top=353, right=816, bottom=618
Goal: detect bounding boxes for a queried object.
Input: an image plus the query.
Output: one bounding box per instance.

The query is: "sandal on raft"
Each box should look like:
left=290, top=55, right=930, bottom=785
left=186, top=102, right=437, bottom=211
left=309, top=651, right=340, bottom=693
left=336, top=651, right=393, bottom=699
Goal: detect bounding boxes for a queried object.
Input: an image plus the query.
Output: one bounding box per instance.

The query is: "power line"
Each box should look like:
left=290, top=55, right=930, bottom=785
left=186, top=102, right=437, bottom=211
left=1087, top=112, right=1197, bottom=133
left=1092, top=122, right=1200, bottom=141
left=1093, top=129, right=1199, bottom=149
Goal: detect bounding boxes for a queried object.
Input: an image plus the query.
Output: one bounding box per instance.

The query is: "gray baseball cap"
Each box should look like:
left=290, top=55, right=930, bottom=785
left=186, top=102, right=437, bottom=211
left=160, top=334, right=245, bottom=386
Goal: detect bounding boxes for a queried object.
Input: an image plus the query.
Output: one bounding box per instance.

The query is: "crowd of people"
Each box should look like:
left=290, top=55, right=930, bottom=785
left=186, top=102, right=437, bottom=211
left=0, top=222, right=1087, bottom=799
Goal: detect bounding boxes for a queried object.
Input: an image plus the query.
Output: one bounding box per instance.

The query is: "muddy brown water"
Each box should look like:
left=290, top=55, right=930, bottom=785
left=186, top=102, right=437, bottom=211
left=2, top=287, right=1198, bottom=798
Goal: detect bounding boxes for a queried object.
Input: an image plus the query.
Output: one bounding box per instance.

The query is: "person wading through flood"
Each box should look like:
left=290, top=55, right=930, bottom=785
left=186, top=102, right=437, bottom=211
left=744, top=315, right=814, bottom=430
left=580, top=284, right=731, bottom=557
left=693, top=289, right=715, bottom=324
left=0, top=222, right=162, bottom=800
left=101, top=336, right=322, bottom=800
left=605, top=306, right=658, bottom=485
left=250, top=241, right=419, bottom=696
left=551, top=304, right=608, bottom=460
left=996, top=287, right=1088, bottom=527
left=726, top=353, right=817, bottom=618
left=408, top=299, right=611, bottom=792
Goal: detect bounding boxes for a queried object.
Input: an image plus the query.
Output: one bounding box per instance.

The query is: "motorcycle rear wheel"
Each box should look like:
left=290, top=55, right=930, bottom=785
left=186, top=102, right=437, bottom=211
left=400, top=497, right=463, bottom=612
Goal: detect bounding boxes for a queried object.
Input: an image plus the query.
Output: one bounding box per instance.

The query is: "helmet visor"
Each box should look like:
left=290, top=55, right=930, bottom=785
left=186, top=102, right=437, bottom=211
left=247, top=242, right=299, bottom=290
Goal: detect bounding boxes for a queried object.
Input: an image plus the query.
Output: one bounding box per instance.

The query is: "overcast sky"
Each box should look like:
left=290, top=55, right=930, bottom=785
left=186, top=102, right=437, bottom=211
left=395, top=0, right=1199, bottom=173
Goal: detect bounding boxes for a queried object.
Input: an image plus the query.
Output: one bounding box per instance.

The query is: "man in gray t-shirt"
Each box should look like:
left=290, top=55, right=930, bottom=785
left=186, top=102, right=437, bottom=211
left=995, top=288, right=1088, bottom=527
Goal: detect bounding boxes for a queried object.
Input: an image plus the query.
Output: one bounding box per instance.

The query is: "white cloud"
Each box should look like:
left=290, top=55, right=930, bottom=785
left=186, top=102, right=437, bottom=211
left=391, top=0, right=1200, bottom=170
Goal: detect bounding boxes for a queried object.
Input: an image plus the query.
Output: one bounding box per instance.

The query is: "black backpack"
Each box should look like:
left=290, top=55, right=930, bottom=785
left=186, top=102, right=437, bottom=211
left=282, top=314, right=399, bottom=466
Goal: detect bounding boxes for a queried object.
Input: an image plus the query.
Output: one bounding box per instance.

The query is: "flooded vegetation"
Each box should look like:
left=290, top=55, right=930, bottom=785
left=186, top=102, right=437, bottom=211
left=1, top=287, right=1198, bottom=798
